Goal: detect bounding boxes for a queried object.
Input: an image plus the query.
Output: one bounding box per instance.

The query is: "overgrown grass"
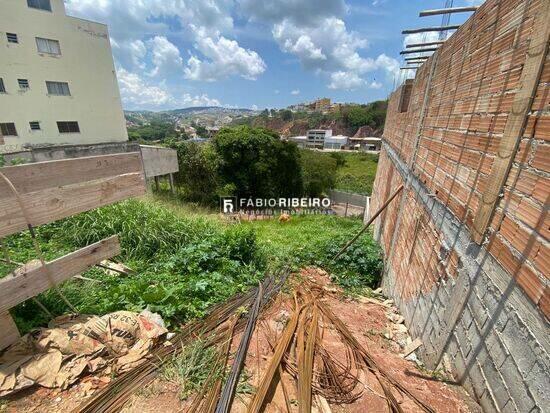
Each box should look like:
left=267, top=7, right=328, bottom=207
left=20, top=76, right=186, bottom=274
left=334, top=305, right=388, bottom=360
left=242, top=214, right=382, bottom=288
left=334, top=152, right=379, bottom=195
left=2, top=196, right=382, bottom=333
left=162, top=339, right=224, bottom=399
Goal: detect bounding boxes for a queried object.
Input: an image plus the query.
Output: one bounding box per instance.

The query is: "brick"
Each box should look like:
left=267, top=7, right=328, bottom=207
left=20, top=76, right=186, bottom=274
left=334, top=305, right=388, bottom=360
left=486, top=331, right=510, bottom=368
left=500, top=314, right=538, bottom=376
left=530, top=143, right=550, bottom=171
left=500, top=356, right=537, bottom=412
left=469, top=292, right=489, bottom=329
left=539, top=287, right=550, bottom=320
left=481, top=354, right=511, bottom=410
left=525, top=358, right=550, bottom=408
left=515, top=265, right=544, bottom=304
left=373, top=1, right=549, bottom=409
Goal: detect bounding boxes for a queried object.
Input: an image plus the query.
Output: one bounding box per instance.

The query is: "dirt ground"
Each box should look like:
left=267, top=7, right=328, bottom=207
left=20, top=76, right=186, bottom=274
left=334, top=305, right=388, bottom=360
left=2, top=268, right=480, bottom=413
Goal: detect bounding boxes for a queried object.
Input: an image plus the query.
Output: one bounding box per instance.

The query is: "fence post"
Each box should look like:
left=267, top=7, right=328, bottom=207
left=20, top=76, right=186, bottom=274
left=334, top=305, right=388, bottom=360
left=168, top=173, right=175, bottom=194
left=363, top=196, right=370, bottom=224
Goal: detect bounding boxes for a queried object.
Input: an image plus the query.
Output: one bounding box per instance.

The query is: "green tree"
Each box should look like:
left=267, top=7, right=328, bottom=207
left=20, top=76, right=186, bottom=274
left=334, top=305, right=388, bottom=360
left=195, top=125, right=208, bottom=139
left=214, top=126, right=303, bottom=199
left=344, top=106, right=374, bottom=129
left=127, top=121, right=178, bottom=141
left=300, top=150, right=337, bottom=197
left=280, top=109, right=293, bottom=121
left=168, top=141, right=222, bottom=205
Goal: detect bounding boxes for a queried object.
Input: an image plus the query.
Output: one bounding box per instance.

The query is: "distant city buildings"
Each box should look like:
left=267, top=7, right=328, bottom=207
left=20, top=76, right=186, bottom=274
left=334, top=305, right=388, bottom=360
left=348, top=137, right=382, bottom=151
left=0, top=0, right=127, bottom=151
left=288, top=129, right=381, bottom=153
left=288, top=98, right=342, bottom=114
left=307, top=129, right=333, bottom=149
left=324, top=135, right=348, bottom=150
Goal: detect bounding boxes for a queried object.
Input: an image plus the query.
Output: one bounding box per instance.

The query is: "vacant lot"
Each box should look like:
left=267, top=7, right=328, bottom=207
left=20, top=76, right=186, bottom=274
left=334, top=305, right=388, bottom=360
left=334, top=152, right=379, bottom=195
left=1, top=195, right=381, bottom=334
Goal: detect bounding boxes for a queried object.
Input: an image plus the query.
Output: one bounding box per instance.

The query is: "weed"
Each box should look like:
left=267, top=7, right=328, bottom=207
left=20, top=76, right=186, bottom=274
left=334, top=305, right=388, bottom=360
left=162, top=339, right=224, bottom=400
left=3, top=196, right=382, bottom=333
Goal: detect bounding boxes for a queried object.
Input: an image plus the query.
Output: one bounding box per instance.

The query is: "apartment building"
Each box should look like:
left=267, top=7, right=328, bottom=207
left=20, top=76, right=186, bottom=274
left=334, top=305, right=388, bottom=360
left=0, top=0, right=127, bottom=151
left=306, top=129, right=332, bottom=149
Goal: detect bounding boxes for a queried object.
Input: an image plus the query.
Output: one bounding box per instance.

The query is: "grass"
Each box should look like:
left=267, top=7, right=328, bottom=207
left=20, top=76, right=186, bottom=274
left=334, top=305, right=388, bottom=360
left=162, top=338, right=256, bottom=401
left=162, top=338, right=224, bottom=399
left=334, top=152, right=379, bottom=195
left=1, top=195, right=382, bottom=334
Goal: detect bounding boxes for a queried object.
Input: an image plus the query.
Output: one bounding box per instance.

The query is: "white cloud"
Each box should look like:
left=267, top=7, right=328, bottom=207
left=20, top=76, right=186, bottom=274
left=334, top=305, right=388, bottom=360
left=273, top=18, right=367, bottom=72
left=368, top=80, right=382, bottom=89
left=147, top=36, right=184, bottom=77
left=111, top=39, right=147, bottom=70
left=117, top=68, right=220, bottom=109
left=66, top=0, right=235, bottom=39
left=66, top=0, right=265, bottom=83
left=328, top=71, right=364, bottom=90
left=272, top=17, right=398, bottom=89
left=291, top=89, right=300, bottom=95
left=239, top=0, right=347, bottom=26
left=184, top=27, right=266, bottom=81
left=117, top=68, right=172, bottom=107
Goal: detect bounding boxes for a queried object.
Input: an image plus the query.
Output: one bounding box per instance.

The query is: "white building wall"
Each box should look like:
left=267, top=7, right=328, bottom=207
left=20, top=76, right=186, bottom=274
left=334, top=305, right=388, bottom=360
left=0, top=0, right=127, bottom=151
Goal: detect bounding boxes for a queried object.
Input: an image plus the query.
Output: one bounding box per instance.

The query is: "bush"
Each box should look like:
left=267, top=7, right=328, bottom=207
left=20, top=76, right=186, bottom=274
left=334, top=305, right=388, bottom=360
left=214, top=126, right=303, bottom=199
left=300, top=150, right=337, bottom=197
left=168, top=141, right=223, bottom=205
left=329, top=152, right=347, bottom=168
left=26, top=200, right=267, bottom=324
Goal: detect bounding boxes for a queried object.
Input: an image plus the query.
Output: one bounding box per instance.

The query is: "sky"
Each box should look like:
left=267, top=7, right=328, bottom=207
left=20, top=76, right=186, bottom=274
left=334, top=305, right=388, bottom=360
left=65, top=0, right=483, bottom=111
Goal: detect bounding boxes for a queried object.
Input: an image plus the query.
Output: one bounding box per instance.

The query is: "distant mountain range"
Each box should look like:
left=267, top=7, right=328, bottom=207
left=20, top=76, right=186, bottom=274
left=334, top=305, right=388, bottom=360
left=125, top=106, right=256, bottom=117
left=125, top=106, right=258, bottom=128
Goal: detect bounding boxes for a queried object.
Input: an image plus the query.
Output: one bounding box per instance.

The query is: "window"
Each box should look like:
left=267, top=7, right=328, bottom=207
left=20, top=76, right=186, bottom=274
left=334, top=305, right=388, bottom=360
left=0, top=78, right=5, bottom=93
left=0, top=123, right=17, bottom=136
left=57, top=121, right=80, bottom=133
left=18, top=79, right=30, bottom=90
left=36, top=37, right=61, bottom=55
left=27, top=0, right=52, bottom=11
left=29, top=121, right=41, bottom=130
left=6, top=33, right=18, bottom=44
left=46, top=81, right=70, bottom=96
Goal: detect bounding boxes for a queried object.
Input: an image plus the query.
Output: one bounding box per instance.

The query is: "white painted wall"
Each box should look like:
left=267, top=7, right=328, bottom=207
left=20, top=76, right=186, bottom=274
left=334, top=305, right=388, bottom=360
left=0, top=0, right=128, bottom=150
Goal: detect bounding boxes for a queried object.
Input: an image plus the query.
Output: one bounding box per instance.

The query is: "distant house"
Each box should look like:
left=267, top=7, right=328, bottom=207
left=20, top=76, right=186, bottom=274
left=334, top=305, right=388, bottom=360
left=306, top=129, right=332, bottom=149
left=349, top=137, right=382, bottom=152
left=288, top=135, right=308, bottom=148
left=324, top=135, right=348, bottom=150
left=206, top=126, right=220, bottom=138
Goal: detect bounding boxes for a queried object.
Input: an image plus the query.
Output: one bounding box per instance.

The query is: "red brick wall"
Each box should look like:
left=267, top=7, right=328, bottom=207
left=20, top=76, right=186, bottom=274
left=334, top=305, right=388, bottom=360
left=375, top=0, right=549, bottom=318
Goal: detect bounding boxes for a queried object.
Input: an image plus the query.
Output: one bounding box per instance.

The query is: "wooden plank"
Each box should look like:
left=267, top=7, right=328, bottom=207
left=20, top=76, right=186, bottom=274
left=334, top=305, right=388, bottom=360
left=140, top=145, right=179, bottom=178
left=0, top=236, right=121, bottom=313
left=419, top=6, right=478, bottom=17
left=0, top=312, right=21, bottom=351
left=403, top=338, right=423, bottom=358
left=402, top=25, right=461, bottom=34
left=472, top=1, right=550, bottom=244
left=0, top=172, right=145, bottom=238
left=0, top=152, right=143, bottom=199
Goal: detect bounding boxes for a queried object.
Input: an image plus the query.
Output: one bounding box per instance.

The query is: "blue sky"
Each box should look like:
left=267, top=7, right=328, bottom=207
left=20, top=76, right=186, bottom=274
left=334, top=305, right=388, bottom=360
left=65, top=0, right=481, bottom=111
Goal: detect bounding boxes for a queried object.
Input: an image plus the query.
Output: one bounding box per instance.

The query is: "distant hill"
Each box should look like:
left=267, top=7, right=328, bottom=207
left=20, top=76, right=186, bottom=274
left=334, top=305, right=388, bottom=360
left=167, top=107, right=255, bottom=115
left=125, top=106, right=257, bottom=125
left=231, top=101, right=387, bottom=138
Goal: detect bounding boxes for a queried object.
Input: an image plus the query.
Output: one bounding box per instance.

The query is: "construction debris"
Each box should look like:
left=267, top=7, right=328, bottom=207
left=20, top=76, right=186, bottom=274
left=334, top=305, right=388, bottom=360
left=402, top=338, right=423, bottom=358
left=5, top=268, right=476, bottom=413
left=0, top=310, right=167, bottom=397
